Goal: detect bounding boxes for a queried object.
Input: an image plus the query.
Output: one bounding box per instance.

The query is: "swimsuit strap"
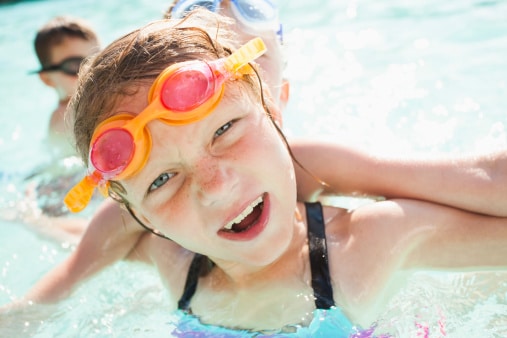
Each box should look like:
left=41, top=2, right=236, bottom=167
left=305, top=201, right=335, bottom=309
left=177, top=253, right=205, bottom=311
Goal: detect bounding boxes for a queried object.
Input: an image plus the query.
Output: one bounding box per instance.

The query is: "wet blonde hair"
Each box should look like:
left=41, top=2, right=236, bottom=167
left=70, top=9, right=265, bottom=167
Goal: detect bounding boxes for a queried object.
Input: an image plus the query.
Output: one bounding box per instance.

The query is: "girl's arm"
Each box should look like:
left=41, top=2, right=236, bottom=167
left=291, top=139, right=507, bottom=216
left=5, top=199, right=145, bottom=306
left=332, top=198, right=507, bottom=325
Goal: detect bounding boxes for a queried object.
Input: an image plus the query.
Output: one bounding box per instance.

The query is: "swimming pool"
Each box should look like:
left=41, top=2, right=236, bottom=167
left=1, top=0, right=507, bottom=336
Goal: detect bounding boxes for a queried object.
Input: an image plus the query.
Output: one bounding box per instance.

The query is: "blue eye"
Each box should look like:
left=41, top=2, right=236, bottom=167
left=149, top=172, right=174, bottom=192
left=215, top=121, right=233, bottom=138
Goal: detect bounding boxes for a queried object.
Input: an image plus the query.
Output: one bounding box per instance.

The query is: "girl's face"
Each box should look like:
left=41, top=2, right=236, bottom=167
left=117, top=81, right=297, bottom=268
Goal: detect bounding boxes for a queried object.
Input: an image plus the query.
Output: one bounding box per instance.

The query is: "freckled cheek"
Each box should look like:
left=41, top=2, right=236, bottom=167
left=148, top=197, right=193, bottom=237
left=193, top=159, right=220, bottom=190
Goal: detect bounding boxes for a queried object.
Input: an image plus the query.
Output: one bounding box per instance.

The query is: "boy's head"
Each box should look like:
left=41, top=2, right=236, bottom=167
left=164, top=0, right=289, bottom=111
left=34, top=15, right=100, bottom=101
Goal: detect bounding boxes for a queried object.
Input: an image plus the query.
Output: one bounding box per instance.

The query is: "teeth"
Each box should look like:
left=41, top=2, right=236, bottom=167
left=223, top=196, right=263, bottom=230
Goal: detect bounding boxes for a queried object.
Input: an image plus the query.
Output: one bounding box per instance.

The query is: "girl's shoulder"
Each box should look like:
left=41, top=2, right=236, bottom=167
left=321, top=199, right=428, bottom=254
left=134, top=233, right=195, bottom=306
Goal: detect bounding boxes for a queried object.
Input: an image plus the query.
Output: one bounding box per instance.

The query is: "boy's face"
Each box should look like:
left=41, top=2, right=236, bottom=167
left=118, top=82, right=297, bottom=269
left=234, top=27, right=287, bottom=108
left=39, top=36, right=99, bottom=101
left=170, top=0, right=289, bottom=109
left=218, top=1, right=288, bottom=108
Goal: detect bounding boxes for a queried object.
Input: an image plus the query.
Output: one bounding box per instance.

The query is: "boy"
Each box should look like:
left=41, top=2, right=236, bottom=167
left=33, top=15, right=100, bottom=157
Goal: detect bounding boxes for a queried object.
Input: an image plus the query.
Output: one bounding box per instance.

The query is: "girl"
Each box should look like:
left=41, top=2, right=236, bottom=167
left=57, top=10, right=507, bottom=332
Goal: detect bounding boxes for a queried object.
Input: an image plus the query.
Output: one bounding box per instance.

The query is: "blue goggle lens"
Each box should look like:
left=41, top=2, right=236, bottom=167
left=232, top=0, right=276, bottom=23
left=172, top=0, right=277, bottom=25
left=171, top=0, right=219, bottom=18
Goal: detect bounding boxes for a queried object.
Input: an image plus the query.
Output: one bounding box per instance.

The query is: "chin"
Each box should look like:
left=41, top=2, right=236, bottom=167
left=255, top=217, right=295, bottom=267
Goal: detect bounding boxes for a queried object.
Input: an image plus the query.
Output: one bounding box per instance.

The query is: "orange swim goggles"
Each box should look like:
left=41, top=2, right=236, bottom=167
left=64, top=37, right=266, bottom=212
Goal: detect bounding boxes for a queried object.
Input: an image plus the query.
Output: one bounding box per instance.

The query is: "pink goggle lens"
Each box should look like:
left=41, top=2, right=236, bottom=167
left=91, top=128, right=135, bottom=177
left=160, top=66, right=215, bottom=112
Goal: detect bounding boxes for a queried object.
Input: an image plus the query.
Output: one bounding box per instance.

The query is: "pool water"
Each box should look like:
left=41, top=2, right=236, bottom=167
left=1, top=0, right=507, bottom=337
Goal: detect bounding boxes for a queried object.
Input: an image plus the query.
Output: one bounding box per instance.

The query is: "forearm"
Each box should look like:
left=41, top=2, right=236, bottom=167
left=291, top=140, right=507, bottom=216
left=18, top=200, right=145, bottom=304
left=21, top=256, right=82, bottom=304
left=365, top=152, right=507, bottom=216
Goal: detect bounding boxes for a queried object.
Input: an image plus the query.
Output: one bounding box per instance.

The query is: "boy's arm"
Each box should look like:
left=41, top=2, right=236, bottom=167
left=12, top=199, right=145, bottom=305
left=291, top=139, right=507, bottom=216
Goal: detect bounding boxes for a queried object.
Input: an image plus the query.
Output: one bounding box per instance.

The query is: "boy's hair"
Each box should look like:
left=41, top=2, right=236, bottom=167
left=34, top=15, right=99, bottom=67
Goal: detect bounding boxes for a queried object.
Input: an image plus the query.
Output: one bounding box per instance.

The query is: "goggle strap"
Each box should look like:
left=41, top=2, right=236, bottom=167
left=223, top=37, right=267, bottom=75
left=63, top=173, right=100, bottom=212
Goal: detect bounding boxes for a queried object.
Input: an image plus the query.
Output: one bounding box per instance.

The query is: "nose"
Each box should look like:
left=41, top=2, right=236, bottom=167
left=191, top=153, right=238, bottom=206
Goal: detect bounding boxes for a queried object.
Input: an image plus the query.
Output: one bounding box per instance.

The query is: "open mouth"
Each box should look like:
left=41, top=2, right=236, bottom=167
left=221, top=195, right=264, bottom=233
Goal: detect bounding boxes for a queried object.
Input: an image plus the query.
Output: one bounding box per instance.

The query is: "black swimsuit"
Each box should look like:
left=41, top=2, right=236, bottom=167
left=177, top=201, right=335, bottom=311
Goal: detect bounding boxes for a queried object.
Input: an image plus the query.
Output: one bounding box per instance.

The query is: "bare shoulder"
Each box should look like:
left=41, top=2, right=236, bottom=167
left=131, top=232, right=195, bottom=303
left=321, top=199, right=439, bottom=322
left=325, top=198, right=451, bottom=231
left=131, top=231, right=189, bottom=264
left=318, top=200, right=407, bottom=240
left=322, top=198, right=507, bottom=324
left=323, top=199, right=451, bottom=252
left=85, top=199, right=143, bottom=239
left=93, top=200, right=195, bottom=297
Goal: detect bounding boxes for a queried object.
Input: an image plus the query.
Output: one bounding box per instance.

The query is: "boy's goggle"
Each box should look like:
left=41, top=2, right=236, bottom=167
left=33, top=56, right=85, bottom=76
left=171, top=0, right=281, bottom=38
left=64, top=37, right=266, bottom=213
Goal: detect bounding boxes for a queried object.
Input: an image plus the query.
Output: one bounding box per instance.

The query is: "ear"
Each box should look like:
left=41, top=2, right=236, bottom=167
left=278, top=79, right=290, bottom=112
left=38, top=72, right=56, bottom=88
